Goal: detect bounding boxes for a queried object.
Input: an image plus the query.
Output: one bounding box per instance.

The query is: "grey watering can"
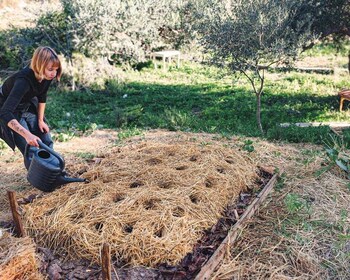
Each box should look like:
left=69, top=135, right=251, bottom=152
left=24, top=142, right=85, bottom=192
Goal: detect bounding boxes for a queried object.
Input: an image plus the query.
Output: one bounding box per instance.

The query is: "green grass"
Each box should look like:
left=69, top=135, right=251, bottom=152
left=303, top=41, right=350, bottom=57
left=44, top=61, right=350, bottom=144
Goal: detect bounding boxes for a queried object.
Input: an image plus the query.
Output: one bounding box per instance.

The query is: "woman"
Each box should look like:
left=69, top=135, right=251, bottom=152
left=0, top=46, right=62, bottom=166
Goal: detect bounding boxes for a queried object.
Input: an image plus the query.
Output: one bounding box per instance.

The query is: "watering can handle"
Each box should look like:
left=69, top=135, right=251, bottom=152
left=24, top=141, right=65, bottom=170
left=38, top=141, right=65, bottom=170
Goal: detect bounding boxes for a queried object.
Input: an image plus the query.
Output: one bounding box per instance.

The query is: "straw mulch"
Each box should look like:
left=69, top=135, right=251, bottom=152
left=210, top=140, right=350, bottom=280
left=22, top=141, right=258, bottom=266
left=0, top=150, right=29, bottom=220
left=0, top=231, right=43, bottom=280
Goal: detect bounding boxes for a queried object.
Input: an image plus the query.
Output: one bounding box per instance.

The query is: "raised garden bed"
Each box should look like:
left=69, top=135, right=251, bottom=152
left=2, top=141, right=278, bottom=280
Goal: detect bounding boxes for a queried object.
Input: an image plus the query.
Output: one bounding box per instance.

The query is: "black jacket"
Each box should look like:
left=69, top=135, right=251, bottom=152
left=0, top=67, right=51, bottom=150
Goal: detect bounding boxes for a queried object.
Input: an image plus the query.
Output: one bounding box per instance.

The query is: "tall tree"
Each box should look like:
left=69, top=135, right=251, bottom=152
left=58, top=0, right=189, bottom=62
left=299, top=0, right=350, bottom=72
left=31, top=0, right=190, bottom=88
left=34, top=0, right=190, bottom=62
left=312, top=0, right=350, bottom=38
left=196, top=0, right=317, bottom=133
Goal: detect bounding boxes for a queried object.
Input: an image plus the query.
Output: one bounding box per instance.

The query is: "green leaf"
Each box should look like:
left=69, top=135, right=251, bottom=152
left=335, top=159, right=349, bottom=172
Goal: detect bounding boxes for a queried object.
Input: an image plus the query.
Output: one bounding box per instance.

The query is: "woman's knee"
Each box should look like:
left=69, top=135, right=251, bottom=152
left=40, top=133, right=54, bottom=148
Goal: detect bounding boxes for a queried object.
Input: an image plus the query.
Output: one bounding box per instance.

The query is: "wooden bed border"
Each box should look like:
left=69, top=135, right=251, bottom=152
left=194, top=172, right=279, bottom=280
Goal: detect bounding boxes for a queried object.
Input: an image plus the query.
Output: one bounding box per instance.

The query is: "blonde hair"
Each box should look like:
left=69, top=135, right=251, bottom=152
left=30, top=46, right=62, bottom=81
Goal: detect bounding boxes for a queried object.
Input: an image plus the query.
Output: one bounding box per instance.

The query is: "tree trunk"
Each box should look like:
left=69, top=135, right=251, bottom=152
left=348, top=51, right=350, bottom=75
left=68, top=57, right=75, bottom=91
left=256, top=92, right=263, bottom=134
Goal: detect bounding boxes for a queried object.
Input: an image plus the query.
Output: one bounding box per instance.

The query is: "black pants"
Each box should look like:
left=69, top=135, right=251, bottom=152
left=14, top=111, right=53, bottom=156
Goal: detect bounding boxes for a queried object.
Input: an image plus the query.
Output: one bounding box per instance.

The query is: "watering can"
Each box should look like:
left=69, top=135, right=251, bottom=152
left=24, top=142, right=85, bottom=192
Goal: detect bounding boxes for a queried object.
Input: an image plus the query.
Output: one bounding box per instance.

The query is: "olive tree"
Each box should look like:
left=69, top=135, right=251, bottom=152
left=311, top=0, right=350, bottom=38
left=58, top=0, right=189, bottom=61
left=302, top=0, right=350, bottom=72
left=34, top=0, right=190, bottom=61
left=32, top=0, right=190, bottom=88
left=196, top=0, right=317, bottom=133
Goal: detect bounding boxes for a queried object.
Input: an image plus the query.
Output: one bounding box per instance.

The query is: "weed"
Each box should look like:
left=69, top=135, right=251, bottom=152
left=12, top=185, right=29, bottom=192
left=323, top=133, right=350, bottom=179
left=164, top=108, right=192, bottom=131
left=0, top=139, right=6, bottom=150
left=242, top=139, right=254, bottom=152
left=275, top=172, right=286, bottom=191
left=272, top=151, right=282, bottom=157
left=75, top=152, right=95, bottom=160
left=338, top=209, right=348, bottom=233
left=52, top=130, right=75, bottom=142
left=116, top=127, right=144, bottom=142
left=284, top=193, right=307, bottom=214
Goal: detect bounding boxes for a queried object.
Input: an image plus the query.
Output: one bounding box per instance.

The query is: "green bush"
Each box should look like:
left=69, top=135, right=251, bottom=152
left=0, top=30, right=28, bottom=69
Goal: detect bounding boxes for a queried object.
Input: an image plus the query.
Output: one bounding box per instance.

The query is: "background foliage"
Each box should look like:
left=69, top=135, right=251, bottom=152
left=0, top=0, right=349, bottom=145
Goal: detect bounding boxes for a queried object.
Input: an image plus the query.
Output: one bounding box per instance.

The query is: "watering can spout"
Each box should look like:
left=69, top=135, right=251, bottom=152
left=56, top=175, right=86, bottom=185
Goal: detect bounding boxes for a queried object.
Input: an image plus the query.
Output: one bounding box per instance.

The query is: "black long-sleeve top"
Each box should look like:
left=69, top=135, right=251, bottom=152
left=0, top=67, right=52, bottom=124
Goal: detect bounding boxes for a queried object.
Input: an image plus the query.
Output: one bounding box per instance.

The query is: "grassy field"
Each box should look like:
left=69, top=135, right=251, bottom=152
left=44, top=60, right=350, bottom=146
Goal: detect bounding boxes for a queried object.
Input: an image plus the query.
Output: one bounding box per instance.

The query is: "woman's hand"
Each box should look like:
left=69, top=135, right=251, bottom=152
left=38, top=120, right=50, bottom=133
left=25, top=133, right=41, bottom=147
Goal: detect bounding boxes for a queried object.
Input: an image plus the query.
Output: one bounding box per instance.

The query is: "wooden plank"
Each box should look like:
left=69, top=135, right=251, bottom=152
left=7, top=190, right=26, bottom=237
left=194, top=173, right=279, bottom=280
left=272, top=66, right=333, bottom=74
left=101, top=243, right=112, bottom=280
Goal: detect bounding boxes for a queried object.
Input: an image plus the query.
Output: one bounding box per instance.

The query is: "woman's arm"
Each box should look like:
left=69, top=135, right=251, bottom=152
left=37, top=102, right=49, bottom=133
left=7, top=119, right=41, bottom=147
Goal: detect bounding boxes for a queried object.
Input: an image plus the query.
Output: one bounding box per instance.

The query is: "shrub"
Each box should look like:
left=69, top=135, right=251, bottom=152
left=58, top=0, right=191, bottom=62
left=60, top=54, right=123, bottom=90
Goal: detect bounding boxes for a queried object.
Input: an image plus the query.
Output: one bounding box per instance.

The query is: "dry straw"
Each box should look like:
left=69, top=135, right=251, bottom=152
left=0, top=232, right=43, bottom=280
left=210, top=139, right=350, bottom=279
left=22, top=141, right=258, bottom=266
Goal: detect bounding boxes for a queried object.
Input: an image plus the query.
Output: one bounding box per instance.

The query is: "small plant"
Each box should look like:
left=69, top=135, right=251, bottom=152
left=77, top=122, right=99, bottom=133
left=164, top=108, right=191, bottom=131
left=0, top=139, right=6, bottom=150
left=284, top=193, right=309, bottom=214
left=275, top=172, right=286, bottom=191
left=242, top=139, right=254, bottom=152
left=0, top=139, right=7, bottom=156
left=75, top=152, right=95, bottom=160
left=117, top=127, right=144, bottom=142
left=52, top=130, right=75, bottom=142
left=200, top=141, right=212, bottom=146
left=323, top=134, right=350, bottom=179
